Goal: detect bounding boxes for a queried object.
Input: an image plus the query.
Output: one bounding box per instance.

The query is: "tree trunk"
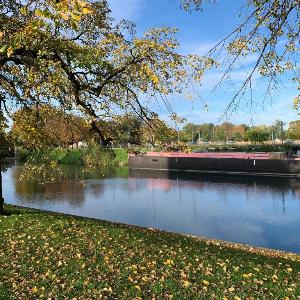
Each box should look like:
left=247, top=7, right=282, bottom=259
left=0, top=163, right=3, bottom=215
left=90, top=121, right=110, bottom=147
left=0, top=97, right=4, bottom=215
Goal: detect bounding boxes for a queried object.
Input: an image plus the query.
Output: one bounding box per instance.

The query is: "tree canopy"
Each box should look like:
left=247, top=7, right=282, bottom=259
left=12, top=105, right=92, bottom=149
left=287, top=120, right=300, bottom=139
left=245, top=126, right=270, bottom=144
left=0, top=0, right=210, bottom=145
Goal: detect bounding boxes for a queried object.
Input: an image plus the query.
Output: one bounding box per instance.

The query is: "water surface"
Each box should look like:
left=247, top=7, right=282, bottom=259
left=3, top=164, right=300, bottom=253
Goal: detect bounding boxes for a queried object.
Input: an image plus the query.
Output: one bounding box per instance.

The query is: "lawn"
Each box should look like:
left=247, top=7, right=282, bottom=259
left=1, top=205, right=300, bottom=299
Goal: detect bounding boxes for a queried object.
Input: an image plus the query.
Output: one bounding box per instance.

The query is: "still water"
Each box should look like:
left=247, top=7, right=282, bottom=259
left=3, top=164, right=300, bottom=253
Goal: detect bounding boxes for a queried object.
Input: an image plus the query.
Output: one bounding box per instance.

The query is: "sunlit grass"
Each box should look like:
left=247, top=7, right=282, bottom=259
left=1, top=205, right=300, bottom=299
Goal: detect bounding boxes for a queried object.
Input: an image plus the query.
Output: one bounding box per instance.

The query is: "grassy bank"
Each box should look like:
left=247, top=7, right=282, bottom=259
left=1, top=205, right=300, bottom=299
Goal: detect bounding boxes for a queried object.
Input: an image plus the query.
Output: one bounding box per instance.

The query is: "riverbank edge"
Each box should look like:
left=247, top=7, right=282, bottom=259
left=4, top=204, right=300, bottom=262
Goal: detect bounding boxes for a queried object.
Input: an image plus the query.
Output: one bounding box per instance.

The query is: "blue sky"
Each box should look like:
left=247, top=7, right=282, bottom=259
left=107, top=0, right=299, bottom=126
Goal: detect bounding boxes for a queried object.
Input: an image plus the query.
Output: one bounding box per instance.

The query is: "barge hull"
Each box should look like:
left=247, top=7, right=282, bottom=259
left=129, top=156, right=300, bottom=178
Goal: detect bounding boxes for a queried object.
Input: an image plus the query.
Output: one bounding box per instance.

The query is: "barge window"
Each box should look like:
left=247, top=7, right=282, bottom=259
left=152, top=159, right=159, bottom=163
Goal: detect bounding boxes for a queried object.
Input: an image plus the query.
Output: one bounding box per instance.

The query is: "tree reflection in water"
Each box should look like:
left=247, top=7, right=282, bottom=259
left=12, top=164, right=128, bottom=208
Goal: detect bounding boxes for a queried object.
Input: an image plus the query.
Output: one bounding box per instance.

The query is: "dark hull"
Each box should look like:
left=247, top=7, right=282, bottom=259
left=129, top=155, right=300, bottom=178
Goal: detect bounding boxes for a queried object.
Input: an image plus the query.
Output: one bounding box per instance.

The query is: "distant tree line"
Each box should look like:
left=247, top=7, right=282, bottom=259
left=179, top=120, right=300, bottom=144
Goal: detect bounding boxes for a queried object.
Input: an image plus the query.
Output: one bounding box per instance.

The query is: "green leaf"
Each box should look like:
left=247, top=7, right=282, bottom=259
left=0, top=45, right=7, bottom=53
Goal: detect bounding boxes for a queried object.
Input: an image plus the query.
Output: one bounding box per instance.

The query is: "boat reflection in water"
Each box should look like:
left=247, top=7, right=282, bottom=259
left=3, top=165, right=300, bottom=253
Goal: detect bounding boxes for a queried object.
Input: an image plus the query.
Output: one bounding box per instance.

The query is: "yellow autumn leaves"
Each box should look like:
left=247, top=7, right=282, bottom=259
left=2, top=205, right=300, bottom=299
left=1, top=1, right=93, bottom=59
left=294, top=96, right=300, bottom=111
left=141, top=64, right=160, bottom=87
left=32, top=0, right=94, bottom=25
left=164, top=259, right=174, bottom=265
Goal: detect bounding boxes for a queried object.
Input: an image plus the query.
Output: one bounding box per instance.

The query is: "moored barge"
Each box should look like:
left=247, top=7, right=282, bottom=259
left=129, top=152, right=300, bottom=178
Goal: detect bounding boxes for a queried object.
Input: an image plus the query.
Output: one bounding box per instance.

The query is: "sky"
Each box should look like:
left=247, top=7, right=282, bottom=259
left=107, top=0, right=299, bottom=127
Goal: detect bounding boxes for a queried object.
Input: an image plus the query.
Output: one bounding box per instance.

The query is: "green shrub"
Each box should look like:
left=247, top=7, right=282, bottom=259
left=113, top=148, right=128, bottom=166
left=16, top=148, right=31, bottom=162
left=49, top=148, right=68, bottom=162
left=59, top=149, right=84, bottom=166
left=82, top=144, right=115, bottom=170
left=26, top=149, right=52, bottom=164
left=18, top=145, right=130, bottom=168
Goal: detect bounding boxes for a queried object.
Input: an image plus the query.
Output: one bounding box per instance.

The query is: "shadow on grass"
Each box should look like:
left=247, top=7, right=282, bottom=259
left=0, top=283, right=14, bottom=300
left=2, top=204, right=44, bottom=216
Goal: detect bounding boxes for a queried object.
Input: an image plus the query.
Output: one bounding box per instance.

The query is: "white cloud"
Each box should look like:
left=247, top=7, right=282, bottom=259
left=182, top=39, right=259, bottom=66
left=238, top=53, right=259, bottom=66
left=180, top=39, right=261, bottom=94
left=196, top=68, right=261, bottom=94
left=107, top=0, right=147, bottom=21
left=180, top=41, right=216, bottom=56
left=250, top=98, right=299, bottom=125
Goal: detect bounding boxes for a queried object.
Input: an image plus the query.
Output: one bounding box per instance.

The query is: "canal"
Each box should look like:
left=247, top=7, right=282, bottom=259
left=3, top=163, right=300, bottom=253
